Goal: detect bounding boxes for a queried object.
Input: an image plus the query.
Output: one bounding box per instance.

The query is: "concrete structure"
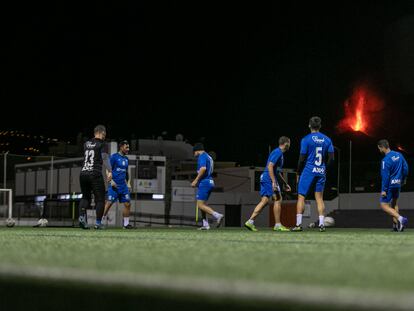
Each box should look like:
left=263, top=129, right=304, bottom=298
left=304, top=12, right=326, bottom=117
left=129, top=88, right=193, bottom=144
left=13, top=152, right=166, bottom=227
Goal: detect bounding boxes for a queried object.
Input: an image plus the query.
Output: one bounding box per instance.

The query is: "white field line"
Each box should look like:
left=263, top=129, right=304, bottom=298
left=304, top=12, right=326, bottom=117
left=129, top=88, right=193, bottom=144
left=0, top=264, right=413, bottom=310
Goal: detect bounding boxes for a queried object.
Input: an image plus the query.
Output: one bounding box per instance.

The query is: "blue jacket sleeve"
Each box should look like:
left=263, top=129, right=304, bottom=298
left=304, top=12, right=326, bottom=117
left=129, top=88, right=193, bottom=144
left=198, top=153, right=207, bottom=168
left=299, top=138, right=308, bottom=155
left=381, top=160, right=390, bottom=192
left=402, top=157, right=409, bottom=179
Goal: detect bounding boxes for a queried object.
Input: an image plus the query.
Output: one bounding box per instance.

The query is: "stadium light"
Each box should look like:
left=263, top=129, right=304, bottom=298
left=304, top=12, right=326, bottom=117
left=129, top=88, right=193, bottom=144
left=152, top=194, right=164, bottom=200
left=334, top=146, right=341, bottom=210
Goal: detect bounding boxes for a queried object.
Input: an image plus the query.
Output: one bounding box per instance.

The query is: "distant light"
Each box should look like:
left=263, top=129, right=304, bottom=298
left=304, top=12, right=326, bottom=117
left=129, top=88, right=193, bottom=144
left=397, top=144, right=406, bottom=152
left=152, top=194, right=164, bottom=200
left=27, top=157, right=31, bottom=161
left=35, top=196, right=47, bottom=202
left=58, top=194, right=71, bottom=200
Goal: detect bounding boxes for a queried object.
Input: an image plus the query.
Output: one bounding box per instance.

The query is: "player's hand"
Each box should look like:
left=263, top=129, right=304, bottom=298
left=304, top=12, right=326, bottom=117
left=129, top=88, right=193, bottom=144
left=296, top=174, right=300, bottom=184
left=272, top=182, right=278, bottom=191
left=106, top=172, right=112, bottom=182
left=284, top=184, right=291, bottom=192
left=381, top=191, right=387, bottom=197
left=110, top=180, right=117, bottom=189
left=191, top=180, right=198, bottom=188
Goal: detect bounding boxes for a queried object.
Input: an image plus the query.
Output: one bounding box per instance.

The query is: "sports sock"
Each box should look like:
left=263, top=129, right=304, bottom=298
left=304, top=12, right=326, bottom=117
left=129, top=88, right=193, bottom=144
left=202, top=219, right=209, bottom=227
left=247, top=219, right=254, bottom=225
left=123, top=217, right=129, bottom=227
left=319, top=216, right=324, bottom=227
left=275, top=223, right=282, bottom=228
left=212, top=212, right=222, bottom=220
left=398, top=216, right=403, bottom=223
left=296, top=214, right=302, bottom=226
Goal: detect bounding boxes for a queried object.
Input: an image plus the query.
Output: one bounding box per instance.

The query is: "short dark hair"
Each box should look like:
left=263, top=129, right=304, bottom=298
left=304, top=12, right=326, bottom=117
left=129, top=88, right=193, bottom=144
left=119, top=140, right=129, bottom=148
left=309, top=116, right=322, bottom=130
left=94, top=125, right=106, bottom=135
left=193, top=142, right=205, bottom=152
left=279, top=136, right=290, bottom=145
left=377, top=139, right=389, bottom=149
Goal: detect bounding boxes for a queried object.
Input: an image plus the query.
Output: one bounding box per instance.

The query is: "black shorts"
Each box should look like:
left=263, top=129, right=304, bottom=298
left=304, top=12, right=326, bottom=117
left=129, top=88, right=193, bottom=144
left=79, top=173, right=105, bottom=203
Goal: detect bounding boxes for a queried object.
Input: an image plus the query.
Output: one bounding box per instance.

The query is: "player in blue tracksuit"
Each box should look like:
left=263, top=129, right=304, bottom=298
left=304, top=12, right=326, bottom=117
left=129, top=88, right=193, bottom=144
left=103, top=140, right=133, bottom=229
left=292, top=116, right=334, bottom=232
left=377, top=139, right=408, bottom=232
left=244, top=136, right=291, bottom=232
left=191, top=143, right=224, bottom=230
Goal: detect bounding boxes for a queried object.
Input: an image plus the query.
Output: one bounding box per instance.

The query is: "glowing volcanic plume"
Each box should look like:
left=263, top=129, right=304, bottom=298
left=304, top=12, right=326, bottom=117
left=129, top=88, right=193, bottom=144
left=337, top=83, right=384, bottom=136
left=352, top=93, right=366, bottom=132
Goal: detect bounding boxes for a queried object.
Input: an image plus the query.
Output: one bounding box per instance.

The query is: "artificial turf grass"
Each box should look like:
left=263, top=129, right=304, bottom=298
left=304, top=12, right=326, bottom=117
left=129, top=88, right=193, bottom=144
left=0, top=227, right=413, bottom=294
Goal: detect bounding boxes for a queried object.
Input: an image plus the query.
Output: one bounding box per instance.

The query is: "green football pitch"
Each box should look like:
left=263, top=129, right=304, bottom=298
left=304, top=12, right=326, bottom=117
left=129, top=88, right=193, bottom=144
left=0, top=227, right=413, bottom=311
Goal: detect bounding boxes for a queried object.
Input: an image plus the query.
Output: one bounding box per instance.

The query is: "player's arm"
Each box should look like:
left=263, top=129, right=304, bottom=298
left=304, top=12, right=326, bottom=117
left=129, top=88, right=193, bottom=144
left=296, top=154, right=307, bottom=183
left=191, top=167, right=206, bottom=187
left=108, top=154, right=117, bottom=188
left=102, top=152, right=113, bottom=182
left=126, top=171, right=132, bottom=190
left=402, top=157, right=409, bottom=186
left=326, top=152, right=335, bottom=176
left=267, top=162, right=279, bottom=191
left=267, top=150, right=282, bottom=191
left=325, top=141, right=335, bottom=174
left=381, top=160, right=390, bottom=197
left=296, top=138, right=308, bottom=183
left=278, top=171, right=291, bottom=192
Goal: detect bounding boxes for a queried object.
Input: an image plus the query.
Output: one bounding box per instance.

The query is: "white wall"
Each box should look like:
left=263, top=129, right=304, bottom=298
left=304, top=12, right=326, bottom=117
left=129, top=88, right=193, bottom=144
left=214, top=167, right=254, bottom=193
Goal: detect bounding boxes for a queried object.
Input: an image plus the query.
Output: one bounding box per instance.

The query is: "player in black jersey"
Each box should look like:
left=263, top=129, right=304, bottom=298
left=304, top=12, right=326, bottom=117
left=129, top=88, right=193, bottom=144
left=78, top=125, right=112, bottom=229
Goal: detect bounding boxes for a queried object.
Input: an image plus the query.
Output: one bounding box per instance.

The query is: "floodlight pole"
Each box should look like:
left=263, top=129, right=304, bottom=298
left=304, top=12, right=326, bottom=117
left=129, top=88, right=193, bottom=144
left=8, top=189, right=12, bottom=219
left=49, top=155, right=54, bottom=199
left=3, top=152, right=8, bottom=207
left=334, top=146, right=340, bottom=194
left=3, top=151, right=7, bottom=189
left=334, top=146, right=341, bottom=210
left=349, top=140, right=352, bottom=193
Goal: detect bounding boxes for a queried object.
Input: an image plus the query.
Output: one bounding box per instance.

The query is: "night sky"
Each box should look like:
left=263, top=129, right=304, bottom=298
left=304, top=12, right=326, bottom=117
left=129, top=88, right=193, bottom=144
left=2, top=1, right=414, bottom=166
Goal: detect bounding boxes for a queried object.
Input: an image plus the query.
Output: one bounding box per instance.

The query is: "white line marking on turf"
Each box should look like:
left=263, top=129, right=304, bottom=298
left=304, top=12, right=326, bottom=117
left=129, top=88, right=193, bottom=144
left=0, top=264, right=413, bottom=310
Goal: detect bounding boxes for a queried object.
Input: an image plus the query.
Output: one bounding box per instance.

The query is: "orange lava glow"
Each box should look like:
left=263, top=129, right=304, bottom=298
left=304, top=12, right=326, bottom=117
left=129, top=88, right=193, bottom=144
left=397, top=144, right=406, bottom=152
left=337, top=83, right=384, bottom=136
left=350, top=93, right=366, bottom=132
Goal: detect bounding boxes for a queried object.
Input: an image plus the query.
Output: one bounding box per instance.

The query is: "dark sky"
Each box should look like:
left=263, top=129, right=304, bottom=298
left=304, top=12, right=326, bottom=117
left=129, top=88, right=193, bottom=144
left=2, top=1, right=414, bottom=165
